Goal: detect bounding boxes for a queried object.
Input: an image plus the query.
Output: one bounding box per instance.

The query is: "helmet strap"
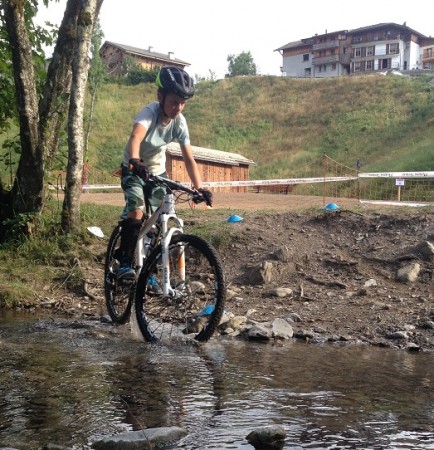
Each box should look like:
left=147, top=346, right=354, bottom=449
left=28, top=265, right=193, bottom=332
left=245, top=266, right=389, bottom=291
left=158, top=92, right=171, bottom=124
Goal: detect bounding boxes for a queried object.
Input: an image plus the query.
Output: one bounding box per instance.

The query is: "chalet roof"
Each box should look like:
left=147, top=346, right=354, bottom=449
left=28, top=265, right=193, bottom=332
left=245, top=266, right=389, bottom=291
left=275, top=22, right=428, bottom=51
left=100, top=41, right=190, bottom=66
left=349, top=22, right=426, bottom=38
left=166, top=142, right=256, bottom=166
left=274, top=39, right=312, bottom=52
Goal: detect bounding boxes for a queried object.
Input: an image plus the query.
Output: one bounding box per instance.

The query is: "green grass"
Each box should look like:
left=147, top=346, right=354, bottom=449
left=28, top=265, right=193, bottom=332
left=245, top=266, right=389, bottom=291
left=2, top=74, right=434, bottom=183
left=2, top=73, right=434, bottom=306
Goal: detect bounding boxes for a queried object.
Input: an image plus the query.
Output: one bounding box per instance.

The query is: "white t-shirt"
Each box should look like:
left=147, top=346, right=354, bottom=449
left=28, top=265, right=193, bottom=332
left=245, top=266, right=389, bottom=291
left=122, top=101, right=190, bottom=175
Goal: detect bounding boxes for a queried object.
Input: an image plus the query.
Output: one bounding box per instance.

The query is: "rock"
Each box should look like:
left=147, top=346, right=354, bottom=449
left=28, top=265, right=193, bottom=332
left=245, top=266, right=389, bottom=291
left=420, top=320, right=434, bottom=330
left=248, top=261, right=273, bottom=284
left=407, top=342, right=421, bottom=352
left=287, top=313, right=302, bottom=323
left=413, top=240, right=434, bottom=261
left=91, top=427, right=187, bottom=450
left=219, top=315, right=247, bottom=332
left=271, top=318, right=293, bottom=339
left=272, top=246, right=291, bottom=262
left=267, top=287, right=293, bottom=298
left=386, top=331, right=408, bottom=340
left=396, top=263, right=421, bottom=282
left=246, top=424, right=286, bottom=449
left=226, top=288, right=238, bottom=300
left=245, top=322, right=273, bottom=340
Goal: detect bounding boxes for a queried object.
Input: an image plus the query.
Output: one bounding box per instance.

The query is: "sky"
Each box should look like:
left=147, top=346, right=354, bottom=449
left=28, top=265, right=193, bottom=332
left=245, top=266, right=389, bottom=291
left=35, top=0, right=433, bottom=80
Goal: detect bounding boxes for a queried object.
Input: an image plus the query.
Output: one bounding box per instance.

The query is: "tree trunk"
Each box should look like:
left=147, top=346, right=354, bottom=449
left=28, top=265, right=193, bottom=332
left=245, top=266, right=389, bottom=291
left=61, top=0, right=103, bottom=233
left=1, top=0, right=103, bottom=240
left=2, top=0, right=44, bottom=216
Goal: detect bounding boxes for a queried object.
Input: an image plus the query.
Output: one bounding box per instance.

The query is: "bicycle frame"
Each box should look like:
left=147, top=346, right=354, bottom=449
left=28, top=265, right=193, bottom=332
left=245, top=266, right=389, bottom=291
left=134, top=192, right=186, bottom=298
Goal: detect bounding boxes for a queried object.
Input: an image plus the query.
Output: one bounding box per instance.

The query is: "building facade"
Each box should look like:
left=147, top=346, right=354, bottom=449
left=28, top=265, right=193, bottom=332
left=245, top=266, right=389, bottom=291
left=275, top=23, right=434, bottom=78
left=99, top=41, right=190, bottom=76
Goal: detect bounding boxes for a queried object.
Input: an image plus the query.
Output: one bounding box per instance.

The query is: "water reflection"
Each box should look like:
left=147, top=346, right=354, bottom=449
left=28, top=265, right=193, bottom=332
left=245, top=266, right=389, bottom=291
left=0, top=312, right=434, bottom=449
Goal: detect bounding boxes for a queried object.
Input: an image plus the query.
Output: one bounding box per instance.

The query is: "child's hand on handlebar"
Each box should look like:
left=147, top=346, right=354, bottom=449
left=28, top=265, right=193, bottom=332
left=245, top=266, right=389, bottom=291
left=129, top=158, right=150, bottom=181
left=197, top=188, right=213, bottom=207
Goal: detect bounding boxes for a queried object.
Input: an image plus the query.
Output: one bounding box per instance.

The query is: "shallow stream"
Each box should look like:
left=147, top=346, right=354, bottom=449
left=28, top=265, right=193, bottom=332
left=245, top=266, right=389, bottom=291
left=1, top=311, right=433, bottom=449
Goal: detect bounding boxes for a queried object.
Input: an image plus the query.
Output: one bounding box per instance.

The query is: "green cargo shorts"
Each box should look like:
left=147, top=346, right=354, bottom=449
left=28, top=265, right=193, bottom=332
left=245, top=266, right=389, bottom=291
left=120, top=167, right=167, bottom=218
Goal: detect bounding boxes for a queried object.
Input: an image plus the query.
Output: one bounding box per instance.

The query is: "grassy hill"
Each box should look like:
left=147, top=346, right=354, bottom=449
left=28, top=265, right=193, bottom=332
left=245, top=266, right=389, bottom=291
left=87, top=74, right=434, bottom=179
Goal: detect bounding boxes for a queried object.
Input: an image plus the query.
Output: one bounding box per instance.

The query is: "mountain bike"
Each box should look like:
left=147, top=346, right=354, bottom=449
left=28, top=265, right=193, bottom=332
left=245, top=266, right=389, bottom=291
left=104, top=174, right=225, bottom=343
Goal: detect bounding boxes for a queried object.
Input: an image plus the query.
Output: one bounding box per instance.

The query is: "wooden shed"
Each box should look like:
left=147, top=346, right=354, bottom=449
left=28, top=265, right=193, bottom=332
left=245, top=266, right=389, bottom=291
left=165, top=142, right=256, bottom=192
left=99, top=41, right=190, bottom=76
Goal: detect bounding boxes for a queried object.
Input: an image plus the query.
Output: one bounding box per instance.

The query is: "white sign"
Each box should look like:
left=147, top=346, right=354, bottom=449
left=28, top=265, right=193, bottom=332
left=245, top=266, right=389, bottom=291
left=396, top=179, right=405, bottom=186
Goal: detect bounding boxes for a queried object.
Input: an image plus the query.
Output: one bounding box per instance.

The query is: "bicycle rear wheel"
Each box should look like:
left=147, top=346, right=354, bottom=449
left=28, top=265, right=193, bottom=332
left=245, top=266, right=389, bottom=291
left=135, top=234, right=225, bottom=343
left=104, top=224, right=134, bottom=324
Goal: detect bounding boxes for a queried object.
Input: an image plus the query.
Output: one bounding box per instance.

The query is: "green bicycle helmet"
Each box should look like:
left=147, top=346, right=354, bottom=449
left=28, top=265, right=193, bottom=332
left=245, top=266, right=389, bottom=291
left=156, top=66, right=195, bottom=99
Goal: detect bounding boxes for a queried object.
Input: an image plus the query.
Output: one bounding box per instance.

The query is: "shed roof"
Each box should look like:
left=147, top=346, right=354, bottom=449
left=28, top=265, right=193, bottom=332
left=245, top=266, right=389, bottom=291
left=166, top=142, right=256, bottom=166
left=100, top=41, right=190, bottom=66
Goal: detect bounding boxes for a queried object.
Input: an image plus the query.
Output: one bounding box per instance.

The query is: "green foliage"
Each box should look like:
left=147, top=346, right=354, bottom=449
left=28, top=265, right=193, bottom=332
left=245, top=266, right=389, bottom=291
left=226, top=51, right=257, bottom=77
left=117, top=56, right=160, bottom=85
left=0, top=0, right=56, bottom=133
left=2, top=73, right=434, bottom=183
left=88, top=20, right=106, bottom=95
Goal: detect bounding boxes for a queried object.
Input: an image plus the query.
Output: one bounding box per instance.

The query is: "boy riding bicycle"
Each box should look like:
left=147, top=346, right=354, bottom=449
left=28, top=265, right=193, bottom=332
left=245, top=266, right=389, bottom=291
left=117, top=66, right=212, bottom=283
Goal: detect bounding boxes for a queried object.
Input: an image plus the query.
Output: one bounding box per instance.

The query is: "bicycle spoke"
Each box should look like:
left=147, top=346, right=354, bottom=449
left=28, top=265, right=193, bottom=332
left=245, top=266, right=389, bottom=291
left=104, top=225, right=133, bottom=324
left=135, top=234, right=225, bottom=343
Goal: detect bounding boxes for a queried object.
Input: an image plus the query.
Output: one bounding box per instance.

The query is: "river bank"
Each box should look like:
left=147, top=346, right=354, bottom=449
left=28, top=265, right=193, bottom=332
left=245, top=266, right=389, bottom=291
left=19, top=197, right=434, bottom=352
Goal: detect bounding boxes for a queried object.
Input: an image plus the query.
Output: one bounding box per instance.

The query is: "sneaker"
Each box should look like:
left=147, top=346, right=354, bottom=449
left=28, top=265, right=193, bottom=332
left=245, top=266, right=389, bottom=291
left=147, top=274, right=163, bottom=295
left=116, top=261, right=135, bottom=282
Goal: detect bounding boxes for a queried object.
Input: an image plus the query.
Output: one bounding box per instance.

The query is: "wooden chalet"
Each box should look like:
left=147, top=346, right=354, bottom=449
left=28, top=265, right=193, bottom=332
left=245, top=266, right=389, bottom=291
left=99, top=41, right=190, bottom=76
left=166, top=143, right=256, bottom=192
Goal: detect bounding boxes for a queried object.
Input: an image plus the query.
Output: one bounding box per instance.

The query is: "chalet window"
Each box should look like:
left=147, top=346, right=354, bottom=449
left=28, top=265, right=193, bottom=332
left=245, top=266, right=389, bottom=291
left=303, top=53, right=309, bottom=62
left=389, top=43, right=399, bottom=54
left=366, top=60, right=373, bottom=70
left=366, top=46, right=375, bottom=56
left=331, top=63, right=337, bottom=71
left=355, top=48, right=362, bottom=57
left=354, top=61, right=361, bottom=72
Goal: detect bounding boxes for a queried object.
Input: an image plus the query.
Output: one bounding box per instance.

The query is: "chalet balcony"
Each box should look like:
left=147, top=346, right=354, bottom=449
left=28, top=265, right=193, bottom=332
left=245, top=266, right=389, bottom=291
left=422, top=50, right=434, bottom=62
left=312, top=54, right=339, bottom=65
left=312, top=40, right=340, bottom=51
left=352, top=48, right=399, bottom=59
left=351, top=36, right=400, bottom=45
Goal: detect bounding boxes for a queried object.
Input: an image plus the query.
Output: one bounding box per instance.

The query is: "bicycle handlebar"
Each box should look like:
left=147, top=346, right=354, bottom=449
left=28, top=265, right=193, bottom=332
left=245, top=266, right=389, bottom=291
left=148, top=174, right=209, bottom=205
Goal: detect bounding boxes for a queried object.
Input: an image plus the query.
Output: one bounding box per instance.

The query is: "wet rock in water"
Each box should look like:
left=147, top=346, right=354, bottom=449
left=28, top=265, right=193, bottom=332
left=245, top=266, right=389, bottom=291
left=91, top=426, right=187, bottom=450
left=243, top=318, right=294, bottom=341
left=246, top=424, right=286, bottom=449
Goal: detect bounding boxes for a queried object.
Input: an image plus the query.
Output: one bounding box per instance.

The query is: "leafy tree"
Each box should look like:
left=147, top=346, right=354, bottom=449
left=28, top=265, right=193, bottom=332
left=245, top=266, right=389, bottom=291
left=124, top=58, right=159, bottom=85
left=84, top=19, right=106, bottom=158
left=0, top=0, right=103, bottom=239
left=226, top=51, right=257, bottom=77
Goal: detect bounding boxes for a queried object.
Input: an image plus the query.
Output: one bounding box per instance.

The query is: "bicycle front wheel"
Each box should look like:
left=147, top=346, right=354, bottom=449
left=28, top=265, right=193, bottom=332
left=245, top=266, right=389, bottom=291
left=135, top=234, right=225, bottom=343
left=104, top=224, right=134, bottom=324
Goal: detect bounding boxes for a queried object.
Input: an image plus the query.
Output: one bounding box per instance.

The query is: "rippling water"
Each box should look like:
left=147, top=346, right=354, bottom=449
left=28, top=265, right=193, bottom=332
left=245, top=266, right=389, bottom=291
left=0, top=311, right=434, bottom=449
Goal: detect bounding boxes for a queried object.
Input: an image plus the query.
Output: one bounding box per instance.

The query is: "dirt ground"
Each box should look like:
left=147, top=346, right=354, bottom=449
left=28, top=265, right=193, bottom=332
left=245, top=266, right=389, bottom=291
left=75, top=192, right=434, bottom=351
